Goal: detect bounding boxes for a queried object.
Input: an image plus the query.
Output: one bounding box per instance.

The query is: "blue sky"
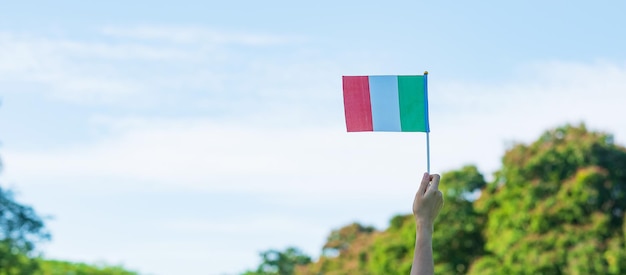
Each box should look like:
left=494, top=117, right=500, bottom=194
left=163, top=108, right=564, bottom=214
left=1, top=1, right=626, bottom=274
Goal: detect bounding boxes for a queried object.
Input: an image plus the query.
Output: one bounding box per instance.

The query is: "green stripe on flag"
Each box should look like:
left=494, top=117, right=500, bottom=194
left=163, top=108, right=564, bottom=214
left=398, top=75, right=427, bottom=132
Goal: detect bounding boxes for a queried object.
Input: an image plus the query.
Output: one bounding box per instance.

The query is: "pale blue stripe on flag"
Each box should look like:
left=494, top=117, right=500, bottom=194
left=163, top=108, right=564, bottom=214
left=368, top=75, right=401, bottom=131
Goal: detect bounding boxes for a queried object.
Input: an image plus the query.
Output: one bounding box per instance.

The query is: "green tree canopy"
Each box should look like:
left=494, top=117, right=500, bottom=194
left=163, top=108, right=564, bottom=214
left=244, top=247, right=312, bottom=275
left=291, top=166, right=487, bottom=275
left=270, top=123, right=626, bottom=275
left=470, top=124, right=626, bottom=274
left=0, top=155, right=138, bottom=274
left=36, top=260, right=138, bottom=275
left=0, top=157, right=49, bottom=274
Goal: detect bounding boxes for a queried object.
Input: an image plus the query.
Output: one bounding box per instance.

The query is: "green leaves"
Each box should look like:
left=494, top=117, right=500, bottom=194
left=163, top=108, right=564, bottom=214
left=293, top=167, right=487, bottom=275
left=244, top=247, right=312, bottom=275
left=472, top=124, right=626, bottom=274
left=0, top=188, right=49, bottom=254
left=36, top=260, right=139, bottom=275
left=0, top=187, right=49, bottom=274
left=251, top=123, right=626, bottom=275
left=0, top=158, right=138, bottom=275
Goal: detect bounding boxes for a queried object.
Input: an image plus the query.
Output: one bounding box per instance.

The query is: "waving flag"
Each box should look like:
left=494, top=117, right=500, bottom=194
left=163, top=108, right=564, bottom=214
left=342, top=74, right=429, bottom=132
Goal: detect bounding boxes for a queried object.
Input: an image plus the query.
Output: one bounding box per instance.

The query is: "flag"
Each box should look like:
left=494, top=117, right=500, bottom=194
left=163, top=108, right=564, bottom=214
left=342, top=74, right=429, bottom=132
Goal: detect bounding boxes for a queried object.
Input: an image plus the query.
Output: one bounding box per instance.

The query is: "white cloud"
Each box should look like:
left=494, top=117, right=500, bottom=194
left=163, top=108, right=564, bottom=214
left=0, top=27, right=308, bottom=105
left=4, top=117, right=427, bottom=196
left=0, top=28, right=323, bottom=108
left=0, top=32, right=148, bottom=103
left=161, top=216, right=326, bottom=235
left=5, top=60, right=626, bottom=195
left=101, top=25, right=300, bottom=46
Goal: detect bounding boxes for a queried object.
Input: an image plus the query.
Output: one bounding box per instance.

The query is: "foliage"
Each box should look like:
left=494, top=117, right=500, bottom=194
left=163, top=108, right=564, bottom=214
left=244, top=247, right=312, bottom=275
left=0, top=156, right=139, bottom=274
left=255, top=123, right=626, bottom=275
left=431, top=166, right=486, bottom=274
left=36, top=260, right=139, bottom=275
left=0, top=240, right=39, bottom=275
left=298, top=223, right=377, bottom=275
left=470, top=124, right=626, bottom=274
left=0, top=188, right=50, bottom=250
left=322, top=223, right=375, bottom=256
left=294, top=166, right=486, bottom=275
left=0, top=179, right=49, bottom=273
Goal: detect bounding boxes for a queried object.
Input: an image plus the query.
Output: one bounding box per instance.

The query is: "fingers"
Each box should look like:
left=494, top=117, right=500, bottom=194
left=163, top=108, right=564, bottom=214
left=425, top=174, right=441, bottom=196
left=430, top=174, right=441, bottom=191
left=418, top=172, right=430, bottom=194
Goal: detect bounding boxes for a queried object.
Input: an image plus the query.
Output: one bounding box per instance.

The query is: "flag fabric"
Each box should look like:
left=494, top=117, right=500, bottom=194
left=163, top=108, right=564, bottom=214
left=342, top=74, right=429, bottom=132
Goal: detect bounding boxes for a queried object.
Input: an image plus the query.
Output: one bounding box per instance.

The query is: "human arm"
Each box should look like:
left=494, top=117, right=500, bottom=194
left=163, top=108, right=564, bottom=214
left=410, top=173, right=444, bottom=275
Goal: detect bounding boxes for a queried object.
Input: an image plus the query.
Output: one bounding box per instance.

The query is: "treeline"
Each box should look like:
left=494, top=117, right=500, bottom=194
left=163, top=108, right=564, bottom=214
left=37, top=260, right=137, bottom=275
left=244, top=124, right=626, bottom=274
left=0, top=168, right=138, bottom=274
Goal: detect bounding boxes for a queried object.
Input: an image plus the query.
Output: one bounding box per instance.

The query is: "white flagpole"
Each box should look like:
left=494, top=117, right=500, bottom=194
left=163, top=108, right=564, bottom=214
left=424, top=71, right=430, bottom=174
left=427, top=132, right=430, bottom=174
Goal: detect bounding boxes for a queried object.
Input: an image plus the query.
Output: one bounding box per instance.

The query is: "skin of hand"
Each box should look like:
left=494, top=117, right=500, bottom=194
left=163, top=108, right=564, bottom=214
left=410, top=173, right=444, bottom=275
left=412, top=173, right=444, bottom=228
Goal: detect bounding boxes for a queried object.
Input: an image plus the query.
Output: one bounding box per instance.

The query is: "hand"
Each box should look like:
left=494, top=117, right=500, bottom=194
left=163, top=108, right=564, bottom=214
left=412, top=173, right=444, bottom=229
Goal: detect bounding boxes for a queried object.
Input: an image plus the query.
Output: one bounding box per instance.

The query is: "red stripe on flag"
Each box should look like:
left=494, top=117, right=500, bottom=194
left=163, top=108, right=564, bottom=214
left=342, top=76, right=373, bottom=132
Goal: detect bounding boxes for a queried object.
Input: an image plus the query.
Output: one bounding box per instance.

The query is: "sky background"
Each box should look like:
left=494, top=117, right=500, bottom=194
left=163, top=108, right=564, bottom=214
left=1, top=1, right=626, bottom=274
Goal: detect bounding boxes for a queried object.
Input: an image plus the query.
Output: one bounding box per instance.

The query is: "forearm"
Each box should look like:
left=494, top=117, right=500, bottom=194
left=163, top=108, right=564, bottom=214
left=410, top=223, right=434, bottom=275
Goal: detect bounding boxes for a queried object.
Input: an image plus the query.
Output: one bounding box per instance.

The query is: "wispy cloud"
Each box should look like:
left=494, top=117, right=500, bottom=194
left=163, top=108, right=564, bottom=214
left=0, top=32, right=149, bottom=103
left=101, top=25, right=301, bottom=46
left=161, top=216, right=326, bottom=234
left=0, top=27, right=326, bottom=108
left=6, top=60, right=626, bottom=194
left=4, top=118, right=422, bottom=196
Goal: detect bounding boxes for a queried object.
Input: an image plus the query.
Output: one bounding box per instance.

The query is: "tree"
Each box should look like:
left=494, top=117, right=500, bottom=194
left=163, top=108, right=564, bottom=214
left=262, top=123, right=626, bottom=274
left=431, top=166, right=486, bottom=274
left=470, top=124, right=626, bottom=274
left=322, top=222, right=375, bottom=256
left=36, top=260, right=138, bottom=275
left=244, top=247, right=311, bottom=275
left=0, top=158, right=50, bottom=274
left=303, top=222, right=377, bottom=275
left=296, top=167, right=487, bottom=275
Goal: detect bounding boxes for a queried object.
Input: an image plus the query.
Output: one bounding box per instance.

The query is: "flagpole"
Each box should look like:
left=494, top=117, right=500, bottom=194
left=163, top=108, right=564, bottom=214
left=426, top=132, right=430, bottom=174
left=424, top=71, right=430, bottom=174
